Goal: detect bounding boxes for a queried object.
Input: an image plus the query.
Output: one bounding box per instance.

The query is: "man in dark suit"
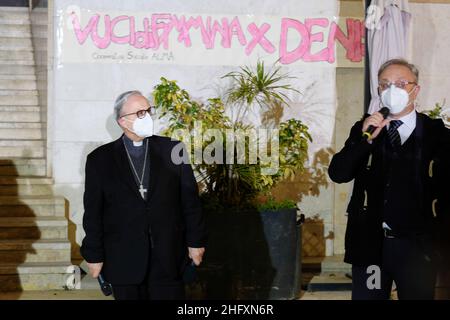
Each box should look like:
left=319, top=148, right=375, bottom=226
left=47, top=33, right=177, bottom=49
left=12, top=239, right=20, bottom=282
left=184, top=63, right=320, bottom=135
left=329, top=59, right=450, bottom=300
left=80, top=91, right=207, bottom=300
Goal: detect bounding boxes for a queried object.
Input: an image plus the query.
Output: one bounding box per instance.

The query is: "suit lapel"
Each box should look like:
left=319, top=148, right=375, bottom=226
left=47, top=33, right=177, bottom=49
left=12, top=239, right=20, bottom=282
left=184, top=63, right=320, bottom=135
left=413, top=113, right=425, bottom=184
left=113, top=136, right=145, bottom=202
left=414, top=113, right=425, bottom=211
left=374, top=126, right=388, bottom=169
left=146, top=136, right=161, bottom=203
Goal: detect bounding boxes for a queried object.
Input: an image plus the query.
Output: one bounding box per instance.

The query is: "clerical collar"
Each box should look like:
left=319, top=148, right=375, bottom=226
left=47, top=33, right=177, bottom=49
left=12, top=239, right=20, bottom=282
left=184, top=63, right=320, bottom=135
left=122, top=134, right=144, bottom=148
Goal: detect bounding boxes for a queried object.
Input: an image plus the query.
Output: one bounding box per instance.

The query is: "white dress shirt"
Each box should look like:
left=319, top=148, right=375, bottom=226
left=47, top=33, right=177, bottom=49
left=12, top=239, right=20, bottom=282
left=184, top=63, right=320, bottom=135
left=387, top=110, right=416, bottom=145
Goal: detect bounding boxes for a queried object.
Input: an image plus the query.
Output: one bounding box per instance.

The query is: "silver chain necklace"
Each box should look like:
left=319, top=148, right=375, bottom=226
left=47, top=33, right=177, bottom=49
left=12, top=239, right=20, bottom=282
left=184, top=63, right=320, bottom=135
left=123, top=138, right=149, bottom=199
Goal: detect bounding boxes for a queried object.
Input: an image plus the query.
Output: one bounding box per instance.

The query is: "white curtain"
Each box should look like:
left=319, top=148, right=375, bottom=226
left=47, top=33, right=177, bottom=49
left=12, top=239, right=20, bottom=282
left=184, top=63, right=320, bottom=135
left=366, top=0, right=411, bottom=114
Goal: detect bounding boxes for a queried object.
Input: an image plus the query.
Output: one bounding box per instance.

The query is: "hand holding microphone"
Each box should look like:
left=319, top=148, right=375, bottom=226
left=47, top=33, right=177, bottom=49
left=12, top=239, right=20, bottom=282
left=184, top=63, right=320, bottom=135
left=362, top=107, right=390, bottom=141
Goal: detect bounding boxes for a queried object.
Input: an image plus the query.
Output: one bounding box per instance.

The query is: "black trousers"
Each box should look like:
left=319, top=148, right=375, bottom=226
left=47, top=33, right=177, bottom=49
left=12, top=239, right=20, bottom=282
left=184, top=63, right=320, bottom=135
left=111, top=248, right=185, bottom=300
left=352, top=235, right=437, bottom=300
left=112, top=283, right=185, bottom=300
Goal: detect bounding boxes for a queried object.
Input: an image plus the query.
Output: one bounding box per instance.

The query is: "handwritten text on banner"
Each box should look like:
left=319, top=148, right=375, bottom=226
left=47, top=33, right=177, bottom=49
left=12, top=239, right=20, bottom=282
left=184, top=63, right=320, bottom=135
left=58, top=9, right=365, bottom=66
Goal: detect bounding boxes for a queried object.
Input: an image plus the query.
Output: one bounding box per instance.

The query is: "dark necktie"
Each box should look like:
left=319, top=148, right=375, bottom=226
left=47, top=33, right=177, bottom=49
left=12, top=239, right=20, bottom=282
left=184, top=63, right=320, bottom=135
left=387, top=120, right=403, bottom=148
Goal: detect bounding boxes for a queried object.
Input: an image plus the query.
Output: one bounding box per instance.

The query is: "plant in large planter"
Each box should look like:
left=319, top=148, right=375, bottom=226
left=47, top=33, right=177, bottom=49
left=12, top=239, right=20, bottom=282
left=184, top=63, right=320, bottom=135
left=152, top=61, right=311, bottom=299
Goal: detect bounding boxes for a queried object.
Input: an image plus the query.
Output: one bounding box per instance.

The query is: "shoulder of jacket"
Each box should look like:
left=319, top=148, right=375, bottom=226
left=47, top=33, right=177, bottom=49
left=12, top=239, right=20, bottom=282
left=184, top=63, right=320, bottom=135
left=150, top=135, right=183, bottom=147
left=418, top=112, right=444, bottom=127
left=86, top=140, right=117, bottom=160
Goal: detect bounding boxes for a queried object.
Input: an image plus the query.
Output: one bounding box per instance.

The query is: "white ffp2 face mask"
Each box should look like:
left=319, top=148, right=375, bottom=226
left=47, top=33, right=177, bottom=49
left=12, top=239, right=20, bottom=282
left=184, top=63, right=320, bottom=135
left=124, top=113, right=154, bottom=138
left=381, top=85, right=416, bottom=114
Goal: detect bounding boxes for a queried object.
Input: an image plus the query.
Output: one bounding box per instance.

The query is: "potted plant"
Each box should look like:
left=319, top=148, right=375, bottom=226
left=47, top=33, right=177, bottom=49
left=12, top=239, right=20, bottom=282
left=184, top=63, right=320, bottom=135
left=152, top=61, right=311, bottom=299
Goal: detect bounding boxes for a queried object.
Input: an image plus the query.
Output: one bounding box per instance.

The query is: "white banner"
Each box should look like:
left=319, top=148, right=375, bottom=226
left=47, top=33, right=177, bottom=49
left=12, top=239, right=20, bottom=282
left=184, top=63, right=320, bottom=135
left=56, top=7, right=365, bottom=67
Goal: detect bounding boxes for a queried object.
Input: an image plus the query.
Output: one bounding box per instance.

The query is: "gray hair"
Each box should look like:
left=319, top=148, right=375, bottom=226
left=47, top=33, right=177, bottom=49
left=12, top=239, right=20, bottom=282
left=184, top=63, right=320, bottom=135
left=114, top=90, right=143, bottom=120
left=378, top=58, right=419, bottom=82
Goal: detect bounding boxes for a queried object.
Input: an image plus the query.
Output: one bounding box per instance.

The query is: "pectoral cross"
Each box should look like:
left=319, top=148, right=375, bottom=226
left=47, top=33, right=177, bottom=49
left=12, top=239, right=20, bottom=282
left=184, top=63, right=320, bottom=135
left=139, top=184, right=147, bottom=199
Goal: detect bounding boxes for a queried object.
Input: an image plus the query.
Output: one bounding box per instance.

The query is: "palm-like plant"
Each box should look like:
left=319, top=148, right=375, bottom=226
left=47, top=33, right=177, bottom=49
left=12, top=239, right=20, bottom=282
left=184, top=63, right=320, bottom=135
left=223, top=60, right=300, bottom=124
left=152, top=61, right=312, bottom=209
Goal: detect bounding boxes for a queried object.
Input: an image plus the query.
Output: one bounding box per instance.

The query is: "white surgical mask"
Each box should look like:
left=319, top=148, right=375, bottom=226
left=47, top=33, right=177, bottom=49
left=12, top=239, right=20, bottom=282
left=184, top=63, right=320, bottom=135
left=381, top=85, right=416, bottom=114
left=124, top=113, right=154, bottom=138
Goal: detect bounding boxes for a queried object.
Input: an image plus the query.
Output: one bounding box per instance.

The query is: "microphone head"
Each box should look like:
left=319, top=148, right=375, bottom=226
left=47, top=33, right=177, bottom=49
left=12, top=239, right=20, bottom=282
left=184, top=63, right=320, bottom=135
left=379, top=107, right=390, bottom=119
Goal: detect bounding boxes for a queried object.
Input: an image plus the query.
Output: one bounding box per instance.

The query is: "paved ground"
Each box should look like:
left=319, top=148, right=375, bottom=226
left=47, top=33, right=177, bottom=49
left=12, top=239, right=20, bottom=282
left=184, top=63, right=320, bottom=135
left=0, top=289, right=351, bottom=300
left=0, top=271, right=353, bottom=300
left=300, top=290, right=351, bottom=300
left=0, top=289, right=113, bottom=300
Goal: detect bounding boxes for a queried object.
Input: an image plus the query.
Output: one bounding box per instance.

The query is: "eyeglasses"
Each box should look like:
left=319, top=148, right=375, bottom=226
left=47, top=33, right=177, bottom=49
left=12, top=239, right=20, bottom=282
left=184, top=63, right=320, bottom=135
left=120, top=106, right=156, bottom=119
left=378, top=80, right=417, bottom=91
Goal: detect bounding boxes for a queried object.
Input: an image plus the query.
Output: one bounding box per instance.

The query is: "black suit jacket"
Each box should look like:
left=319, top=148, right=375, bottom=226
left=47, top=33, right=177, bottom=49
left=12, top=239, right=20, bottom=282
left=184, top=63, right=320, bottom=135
left=80, top=135, right=207, bottom=286
left=328, top=113, right=450, bottom=266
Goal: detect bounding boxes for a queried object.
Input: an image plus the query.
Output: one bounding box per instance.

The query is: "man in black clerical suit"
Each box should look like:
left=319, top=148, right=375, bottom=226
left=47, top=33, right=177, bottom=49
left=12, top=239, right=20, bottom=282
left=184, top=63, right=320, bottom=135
left=329, top=59, right=450, bottom=300
left=80, top=90, right=207, bottom=300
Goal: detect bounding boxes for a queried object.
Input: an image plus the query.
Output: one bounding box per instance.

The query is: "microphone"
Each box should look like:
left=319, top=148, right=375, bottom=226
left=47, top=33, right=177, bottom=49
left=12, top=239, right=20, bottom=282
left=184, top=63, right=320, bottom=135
left=182, top=259, right=198, bottom=284
left=97, top=273, right=113, bottom=296
left=362, top=107, right=390, bottom=140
